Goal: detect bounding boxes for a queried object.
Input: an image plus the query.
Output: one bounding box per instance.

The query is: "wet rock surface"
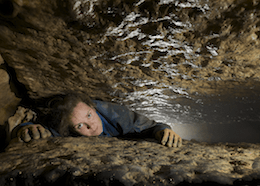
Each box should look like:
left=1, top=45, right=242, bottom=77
left=0, top=0, right=260, bottom=100
left=0, top=0, right=260, bottom=185
left=0, top=137, right=260, bottom=186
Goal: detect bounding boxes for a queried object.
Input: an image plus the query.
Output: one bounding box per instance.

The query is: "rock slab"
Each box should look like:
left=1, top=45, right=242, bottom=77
left=0, top=137, right=260, bottom=185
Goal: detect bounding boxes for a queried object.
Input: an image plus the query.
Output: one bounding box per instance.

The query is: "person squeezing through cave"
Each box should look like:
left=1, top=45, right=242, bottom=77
left=9, top=93, right=182, bottom=148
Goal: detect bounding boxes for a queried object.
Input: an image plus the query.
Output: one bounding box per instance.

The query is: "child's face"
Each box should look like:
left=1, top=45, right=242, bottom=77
left=71, top=102, right=103, bottom=136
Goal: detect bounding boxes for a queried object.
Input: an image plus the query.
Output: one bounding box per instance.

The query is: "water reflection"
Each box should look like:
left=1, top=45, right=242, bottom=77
left=102, top=0, right=200, bottom=73
left=116, top=83, right=260, bottom=143
left=72, top=0, right=260, bottom=143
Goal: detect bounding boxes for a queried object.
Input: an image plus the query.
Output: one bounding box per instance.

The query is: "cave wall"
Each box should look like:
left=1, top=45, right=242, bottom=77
left=0, top=54, right=21, bottom=151
left=1, top=0, right=260, bottom=147
left=1, top=0, right=260, bottom=102
left=0, top=0, right=113, bottom=100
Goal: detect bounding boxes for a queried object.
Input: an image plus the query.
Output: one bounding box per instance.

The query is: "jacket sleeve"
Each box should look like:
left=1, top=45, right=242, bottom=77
left=94, top=100, right=171, bottom=137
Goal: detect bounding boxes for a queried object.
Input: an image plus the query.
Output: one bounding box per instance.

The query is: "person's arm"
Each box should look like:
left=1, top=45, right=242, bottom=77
left=126, top=111, right=182, bottom=147
left=94, top=100, right=182, bottom=147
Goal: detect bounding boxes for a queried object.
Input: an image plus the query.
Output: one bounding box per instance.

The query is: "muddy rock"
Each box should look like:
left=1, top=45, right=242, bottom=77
left=0, top=0, right=260, bottom=100
left=0, top=0, right=112, bottom=100
left=0, top=55, right=21, bottom=126
left=0, top=54, right=21, bottom=150
left=0, top=137, right=259, bottom=185
left=0, top=0, right=260, bottom=185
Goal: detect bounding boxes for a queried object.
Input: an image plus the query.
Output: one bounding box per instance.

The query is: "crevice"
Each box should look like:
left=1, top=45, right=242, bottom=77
left=0, top=0, right=20, bottom=18
left=0, top=61, right=28, bottom=100
left=0, top=61, right=29, bottom=152
left=0, top=0, right=15, bottom=17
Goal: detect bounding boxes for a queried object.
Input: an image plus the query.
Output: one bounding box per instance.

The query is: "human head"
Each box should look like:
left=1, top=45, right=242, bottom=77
left=48, top=92, right=96, bottom=137
left=70, top=101, right=103, bottom=136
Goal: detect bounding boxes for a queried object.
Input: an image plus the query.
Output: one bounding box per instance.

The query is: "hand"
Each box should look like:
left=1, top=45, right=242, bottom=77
left=17, top=124, right=52, bottom=142
left=155, top=128, right=182, bottom=147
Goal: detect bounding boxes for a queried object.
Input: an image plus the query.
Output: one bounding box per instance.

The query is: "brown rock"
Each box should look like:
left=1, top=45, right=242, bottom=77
left=0, top=54, right=3, bottom=65
left=0, top=1, right=260, bottom=185
left=0, top=56, right=21, bottom=150
left=0, top=0, right=21, bottom=18
left=0, top=0, right=259, bottom=100
left=0, top=137, right=260, bottom=185
left=0, top=68, right=21, bottom=126
left=6, top=106, right=36, bottom=143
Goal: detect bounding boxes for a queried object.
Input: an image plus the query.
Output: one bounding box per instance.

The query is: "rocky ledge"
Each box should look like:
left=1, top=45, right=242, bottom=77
left=0, top=136, right=260, bottom=186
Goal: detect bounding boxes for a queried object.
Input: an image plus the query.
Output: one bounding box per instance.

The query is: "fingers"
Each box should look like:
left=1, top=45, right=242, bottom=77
left=38, top=125, right=52, bottom=138
left=46, top=129, right=52, bottom=137
left=17, top=124, right=52, bottom=142
left=178, top=137, right=182, bottom=148
left=161, top=130, right=169, bottom=146
left=171, top=133, right=182, bottom=148
left=167, top=131, right=174, bottom=147
left=31, top=125, right=40, bottom=140
left=38, top=126, right=47, bottom=138
left=18, top=128, right=31, bottom=142
left=160, top=128, right=182, bottom=148
left=175, top=134, right=182, bottom=147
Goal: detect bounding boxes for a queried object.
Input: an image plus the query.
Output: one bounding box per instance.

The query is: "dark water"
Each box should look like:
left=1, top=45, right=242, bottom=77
left=72, top=0, right=260, bottom=143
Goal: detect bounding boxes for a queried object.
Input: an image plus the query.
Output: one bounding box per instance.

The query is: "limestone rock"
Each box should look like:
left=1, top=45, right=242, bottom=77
left=0, top=0, right=260, bottom=100
left=5, top=106, right=36, bottom=143
left=0, top=66, right=21, bottom=126
left=0, top=66, right=21, bottom=151
left=0, top=1, right=260, bottom=185
left=0, top=137, right=260, bottom=185
left=0, top=54, right=3, bottom=65
left=0, top=0, right=23, bottom=18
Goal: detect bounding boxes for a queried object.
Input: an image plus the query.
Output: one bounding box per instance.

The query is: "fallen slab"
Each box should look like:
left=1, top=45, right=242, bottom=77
left=0, top=136, right=260, bottom=185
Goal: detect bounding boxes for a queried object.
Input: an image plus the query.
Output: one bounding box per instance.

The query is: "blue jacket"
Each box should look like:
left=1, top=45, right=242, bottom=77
left=11, top=100, right=171, bottom=139
left=93, top=100, right=170, bottom=138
